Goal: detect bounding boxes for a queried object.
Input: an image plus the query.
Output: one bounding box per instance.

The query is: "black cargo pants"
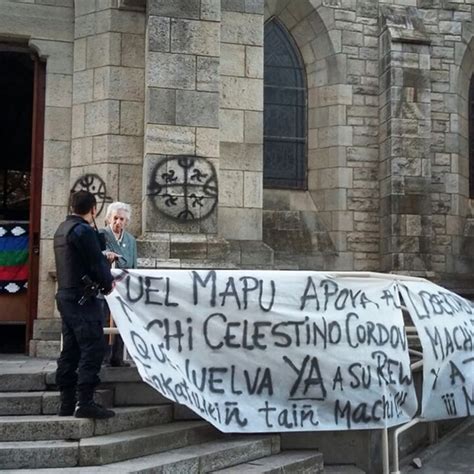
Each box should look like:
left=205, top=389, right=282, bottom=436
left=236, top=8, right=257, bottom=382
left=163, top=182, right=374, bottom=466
left=55, top=289, right=105, bottom=396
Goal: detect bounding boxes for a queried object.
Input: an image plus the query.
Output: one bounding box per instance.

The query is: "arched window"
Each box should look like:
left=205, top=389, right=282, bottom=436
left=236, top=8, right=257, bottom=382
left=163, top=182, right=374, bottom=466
left=264, top=18, right=306, bottom=189
left=470, top=75, right=474, bottom=198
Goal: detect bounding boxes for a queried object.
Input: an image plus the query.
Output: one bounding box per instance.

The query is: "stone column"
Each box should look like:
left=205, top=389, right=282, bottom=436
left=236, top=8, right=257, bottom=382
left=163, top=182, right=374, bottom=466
left=71, top=1, right=145, bottom=235
left=379, top=6, right=433, bottom=275
left=143, top=0, right=220, bottom=239
left=219, top=1, right=264, bottom=240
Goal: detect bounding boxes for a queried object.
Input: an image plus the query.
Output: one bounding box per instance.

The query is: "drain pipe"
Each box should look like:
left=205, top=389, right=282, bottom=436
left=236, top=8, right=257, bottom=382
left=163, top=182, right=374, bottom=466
left=391, top=417, right=421, bottom=474
left=382, top=428, right=389, bottom=474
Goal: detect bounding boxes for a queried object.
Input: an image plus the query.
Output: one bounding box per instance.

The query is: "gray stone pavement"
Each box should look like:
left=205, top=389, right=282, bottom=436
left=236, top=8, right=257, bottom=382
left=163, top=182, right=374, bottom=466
left=403, top=418, right=474, bottom=473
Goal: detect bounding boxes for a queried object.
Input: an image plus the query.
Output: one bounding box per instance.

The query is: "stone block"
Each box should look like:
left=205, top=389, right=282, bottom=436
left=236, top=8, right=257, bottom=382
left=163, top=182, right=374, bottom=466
left=148, top=52, right=195, bottom=89
left=310, top=84, right=353, bottom=108
left=175, top=90, right=219, bottom=128
left=113, top=382, right=169, bottom=405
left=86, top=32, right=121, bottom=68
left=148, top=0, right=200, bottom=19
left=93, top=405, right=173, bottom=436
left=44, top=106, right=71, bottom=141
left=35, top=341, right=61, bottom=359
left=244, top=171, right=262, bottom=208
left=148, top=15, right=170, bottom=52
left=170, top=241, right=208, bottom=259
left=196, top=127, right=220, bottom=158
left=94, top=66, right=144, bottom=101
left=95, top=9, right=145, bottom=35
left=219, top=207, right=262, bottom=240
left=118, top=164, right=142, bottom=204
left=0, top=3, right=73, bottom=42
left=41, top=167, right=70, bottom=206
left=32, top=318, right=61, bottom=341
left=221, top=43, right=245, bottom=76
left=136, top=237, right=170, bottom=258
left=32, top=39, right=73, bottom=75
left=220, top=143, right=263, bottom=171
left=0, top=393, right=43, bottom=416
left=93, top=135, right=143, bottom=164
left=71, top=137, right=93, bottom=166
left=75, top=12, right=95, bottom=39
left=43, top=139, right=71, bottom=169
left=171, top=18, right=219, bottom=56
left=145, top=124, right=195, bottom=155
left=318, top=126, right=353, bottom=148
left=220, top=109, right=244, bottom=143
left=73, top=37, right=87, bottom=71
left=200, top=0, right=220, bottom=21
left=221, top=76, right=263, bottom=111
left=75, top=0, right=95, bottom=16
left=197, top=56, right=219, bottom=92
left=147, top=88, right=176, bottom=125
left=244, top=111, right=263, bottom=144
left=219, top=170, right=244, bottom=207
left=120, top=101, right=144, bottom=136
left=0, top=373, right=47, bottom=392
left=85, top=100, right=120, bottom=135
left=78, top=422, right=218, bottom=466
left=221, top=11, right=263, bottom=46
left=0, top=440, right=79, bottom=469
left=71, top=104, right=85, bottom=138
left=245, top=45, right=263, bottom=78
left=73, top=69, right=94, bottom=104
left=122, top=33, right=145, bottom=67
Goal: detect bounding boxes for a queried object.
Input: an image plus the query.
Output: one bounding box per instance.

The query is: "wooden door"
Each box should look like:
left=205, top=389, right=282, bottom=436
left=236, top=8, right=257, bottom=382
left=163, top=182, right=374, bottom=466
left=26, top=57, right=46, bottom=348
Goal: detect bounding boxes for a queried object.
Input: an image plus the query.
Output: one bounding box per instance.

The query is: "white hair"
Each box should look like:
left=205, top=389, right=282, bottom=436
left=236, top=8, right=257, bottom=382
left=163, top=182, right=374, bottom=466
left=105, top=201, right=132, bottom=225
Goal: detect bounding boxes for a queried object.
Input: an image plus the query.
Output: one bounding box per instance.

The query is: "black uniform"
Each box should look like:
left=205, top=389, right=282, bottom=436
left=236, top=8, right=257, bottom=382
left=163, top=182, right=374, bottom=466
left=54, top=215, right=114, bottom=402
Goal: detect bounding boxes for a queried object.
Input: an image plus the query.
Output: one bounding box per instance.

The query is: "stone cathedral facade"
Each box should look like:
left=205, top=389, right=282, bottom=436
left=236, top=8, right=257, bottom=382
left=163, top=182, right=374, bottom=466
left=0, top=0, right=472, bottom=355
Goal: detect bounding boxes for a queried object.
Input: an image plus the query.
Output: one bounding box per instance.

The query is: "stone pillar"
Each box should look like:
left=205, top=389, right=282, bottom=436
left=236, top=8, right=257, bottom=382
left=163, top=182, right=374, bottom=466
left=379, top=6, right=433, bottom=275
left=71, top=1, right=145, bottom=235
left=143, top=0, right=220, bottom=237
left=219, top=1, right=264, bottom=240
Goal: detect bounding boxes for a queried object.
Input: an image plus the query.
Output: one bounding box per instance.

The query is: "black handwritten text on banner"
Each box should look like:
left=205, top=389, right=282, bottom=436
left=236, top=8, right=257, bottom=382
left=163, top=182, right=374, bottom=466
left=106, top=270, right=471, bottom=432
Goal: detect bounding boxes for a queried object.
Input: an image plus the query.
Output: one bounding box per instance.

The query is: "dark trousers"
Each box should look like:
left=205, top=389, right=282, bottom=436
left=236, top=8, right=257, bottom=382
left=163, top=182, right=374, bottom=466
left=55, top=290, right=105, bottom=396
left=100, top=299, right=125, bottom=363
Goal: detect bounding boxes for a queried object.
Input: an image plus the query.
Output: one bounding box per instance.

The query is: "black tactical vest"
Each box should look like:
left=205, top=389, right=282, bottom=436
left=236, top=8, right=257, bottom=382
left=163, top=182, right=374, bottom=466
left=53, top=216, right=89, bottom=290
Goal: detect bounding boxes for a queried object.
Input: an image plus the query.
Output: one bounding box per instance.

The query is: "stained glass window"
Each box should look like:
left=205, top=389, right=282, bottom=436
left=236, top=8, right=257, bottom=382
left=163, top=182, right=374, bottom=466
left=470, top=75, right=474, bottom=198
left=264, top=18, right=306, bottom=189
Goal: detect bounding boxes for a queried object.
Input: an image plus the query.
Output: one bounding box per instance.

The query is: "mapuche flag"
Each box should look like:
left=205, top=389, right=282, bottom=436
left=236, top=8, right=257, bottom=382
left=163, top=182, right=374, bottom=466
left=0, top=223, right=28, bottom=294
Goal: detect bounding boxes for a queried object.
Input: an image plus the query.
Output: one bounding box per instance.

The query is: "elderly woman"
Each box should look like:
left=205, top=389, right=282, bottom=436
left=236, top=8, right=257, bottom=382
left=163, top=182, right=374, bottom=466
left=100, top=202, right=137, bottom=366
left=102, top=202, right=137, bottom=270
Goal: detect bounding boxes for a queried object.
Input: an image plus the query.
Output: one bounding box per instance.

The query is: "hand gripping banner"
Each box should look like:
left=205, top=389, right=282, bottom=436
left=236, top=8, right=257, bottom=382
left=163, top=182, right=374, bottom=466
left=106, top=270, right=472, bottom=433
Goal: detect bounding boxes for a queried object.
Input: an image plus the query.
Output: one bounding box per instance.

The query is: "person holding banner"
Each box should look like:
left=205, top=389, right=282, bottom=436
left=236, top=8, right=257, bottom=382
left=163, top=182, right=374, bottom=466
left=54, top=190, right=115, bottom=419
left=100, top=201, right=137, bottom=367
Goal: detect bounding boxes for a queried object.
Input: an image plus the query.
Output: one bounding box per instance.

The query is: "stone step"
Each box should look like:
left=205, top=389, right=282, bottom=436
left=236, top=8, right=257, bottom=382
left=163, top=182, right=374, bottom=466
left=0, top=405, right=172, bottom=441
left=2, top=434, right=278, bottom=473
left=45, top=366, right=142, bottom=386
left=109, top=381, right=169, bottom=406
left=0, top=420, right=217, bottom=469
left=0, top=389, right=113, bottom=416
left=213, top=450, right=324, bottom=473
left=80, top=420, right=220, bottom=466
left=324, top=466, right=366, bottom=473
left=0, top=372, right=48, bottom=392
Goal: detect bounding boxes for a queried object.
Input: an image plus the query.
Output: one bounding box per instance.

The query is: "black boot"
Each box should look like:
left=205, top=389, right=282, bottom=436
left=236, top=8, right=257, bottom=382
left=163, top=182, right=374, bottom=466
left=58, top=387, right=76, bottom=416
left=75, top=384, right=115, bottom=419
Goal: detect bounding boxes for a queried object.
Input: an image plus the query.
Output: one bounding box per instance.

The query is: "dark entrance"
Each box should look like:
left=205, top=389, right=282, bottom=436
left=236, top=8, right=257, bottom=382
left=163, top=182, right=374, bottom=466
left=0, top=47, right=44, bottom=353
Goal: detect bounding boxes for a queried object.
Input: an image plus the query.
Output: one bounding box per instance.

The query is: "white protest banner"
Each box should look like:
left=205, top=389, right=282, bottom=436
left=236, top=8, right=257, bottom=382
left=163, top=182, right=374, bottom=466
left=398, top=281, right=474, bottom=420
left=106, top=270, right=418, bottom=432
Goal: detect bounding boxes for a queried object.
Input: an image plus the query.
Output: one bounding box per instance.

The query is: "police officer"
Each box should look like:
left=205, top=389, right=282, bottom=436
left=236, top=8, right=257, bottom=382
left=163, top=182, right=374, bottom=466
left=54, top=190, right=115, bottom=419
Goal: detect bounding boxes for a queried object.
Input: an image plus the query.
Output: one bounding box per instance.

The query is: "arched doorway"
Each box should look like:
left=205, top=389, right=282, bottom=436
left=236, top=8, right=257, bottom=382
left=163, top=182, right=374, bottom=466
left=0, top=45, right=45, bottom=353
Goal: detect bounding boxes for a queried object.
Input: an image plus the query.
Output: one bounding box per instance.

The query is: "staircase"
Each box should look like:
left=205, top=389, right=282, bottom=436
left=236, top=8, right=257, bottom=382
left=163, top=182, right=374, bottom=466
left=0, top=358, right=326, bottom=472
